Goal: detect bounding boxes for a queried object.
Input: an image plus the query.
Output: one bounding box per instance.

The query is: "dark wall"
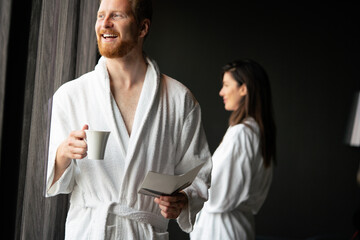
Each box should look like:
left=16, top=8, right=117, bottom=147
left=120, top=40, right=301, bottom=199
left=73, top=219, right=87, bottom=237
left=145, top=1, right=360, bottom=239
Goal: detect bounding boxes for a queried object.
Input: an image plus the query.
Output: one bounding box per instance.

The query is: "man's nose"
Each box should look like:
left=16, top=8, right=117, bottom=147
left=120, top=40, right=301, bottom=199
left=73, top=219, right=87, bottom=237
left=102, top=15, right=113, bottom=28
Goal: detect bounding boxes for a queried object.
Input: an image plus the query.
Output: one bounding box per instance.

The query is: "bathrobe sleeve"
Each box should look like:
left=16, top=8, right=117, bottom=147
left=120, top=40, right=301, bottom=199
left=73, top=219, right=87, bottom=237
left=174, top=103, right=212, bottom=233
left=204, top=125, right=255, bottom=213
left=45, top=89, right=77, bottom=197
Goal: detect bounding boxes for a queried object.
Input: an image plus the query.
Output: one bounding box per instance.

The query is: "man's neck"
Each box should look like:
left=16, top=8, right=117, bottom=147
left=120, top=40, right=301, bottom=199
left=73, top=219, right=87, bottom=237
left=106, top=52, right=147, bottom=89
left=105, top=52, right=148, bottom=135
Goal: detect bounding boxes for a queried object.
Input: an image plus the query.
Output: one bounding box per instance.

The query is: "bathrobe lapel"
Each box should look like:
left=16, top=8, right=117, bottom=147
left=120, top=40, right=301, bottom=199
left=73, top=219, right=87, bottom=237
left=125, top=58, right=159, bottom=171
left=93, top=57, right=128, bottom=161
left=94, top=57, right=160, bottom=174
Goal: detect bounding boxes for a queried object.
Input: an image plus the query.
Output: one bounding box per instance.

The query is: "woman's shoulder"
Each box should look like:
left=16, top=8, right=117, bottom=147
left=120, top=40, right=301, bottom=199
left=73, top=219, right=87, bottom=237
left=222, top=118, right=261, bottom=155
left=222, top=118, right=260, bottom=148
left=229, top=117, right=259, bottom=136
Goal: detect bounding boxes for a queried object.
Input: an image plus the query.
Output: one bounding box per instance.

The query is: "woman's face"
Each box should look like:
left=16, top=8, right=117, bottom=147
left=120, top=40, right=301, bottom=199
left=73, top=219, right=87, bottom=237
left=219, top=71, right=247, bottom=111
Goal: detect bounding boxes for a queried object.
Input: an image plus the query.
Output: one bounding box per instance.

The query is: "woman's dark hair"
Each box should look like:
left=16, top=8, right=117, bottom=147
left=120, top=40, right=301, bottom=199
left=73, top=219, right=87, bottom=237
left=221, top=59, right=276, bottom=168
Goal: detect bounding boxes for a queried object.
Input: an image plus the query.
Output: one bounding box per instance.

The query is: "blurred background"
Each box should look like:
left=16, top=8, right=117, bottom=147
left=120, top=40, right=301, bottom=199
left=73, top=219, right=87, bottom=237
left=1, top=0, right=359, bottom=239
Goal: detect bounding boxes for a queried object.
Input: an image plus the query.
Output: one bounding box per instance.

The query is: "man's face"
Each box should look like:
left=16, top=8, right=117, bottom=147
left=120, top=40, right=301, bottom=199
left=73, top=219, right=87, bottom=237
left=95, top=0, right=139, bottom=58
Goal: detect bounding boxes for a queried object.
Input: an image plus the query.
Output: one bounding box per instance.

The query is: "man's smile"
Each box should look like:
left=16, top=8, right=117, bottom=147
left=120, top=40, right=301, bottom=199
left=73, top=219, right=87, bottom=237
left=102, top=33, right=118, bottom=39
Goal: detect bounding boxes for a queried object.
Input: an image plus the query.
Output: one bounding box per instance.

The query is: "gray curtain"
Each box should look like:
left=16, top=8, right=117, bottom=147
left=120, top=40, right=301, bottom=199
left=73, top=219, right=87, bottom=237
left=0, top=0, right=12, bottom=168
left=0, top=0, right=98, bottom=239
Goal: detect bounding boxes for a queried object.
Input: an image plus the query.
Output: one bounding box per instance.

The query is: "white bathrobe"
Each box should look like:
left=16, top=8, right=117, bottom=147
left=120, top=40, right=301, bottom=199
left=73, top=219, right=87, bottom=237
left=45, top=57, right=212, bottom=240
left=190, top=118, right=272, bottom=240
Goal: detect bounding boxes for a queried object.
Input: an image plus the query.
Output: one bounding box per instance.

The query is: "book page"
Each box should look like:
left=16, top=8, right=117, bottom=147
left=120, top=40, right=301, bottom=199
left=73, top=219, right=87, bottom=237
left=138, top=162, right=205, bottom=197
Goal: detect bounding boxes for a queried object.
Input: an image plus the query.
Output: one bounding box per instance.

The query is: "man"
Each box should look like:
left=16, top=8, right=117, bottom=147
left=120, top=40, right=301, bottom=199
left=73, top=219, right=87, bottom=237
left=45, top=0, right=212, bottom=239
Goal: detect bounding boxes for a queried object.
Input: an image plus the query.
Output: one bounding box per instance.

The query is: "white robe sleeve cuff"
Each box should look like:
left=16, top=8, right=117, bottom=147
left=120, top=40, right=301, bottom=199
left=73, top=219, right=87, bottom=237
left=176, top=190, right=193, bottom=233
left=46, top=160, right=75, bottom=197
left=176, top=186, right=207, bottom=233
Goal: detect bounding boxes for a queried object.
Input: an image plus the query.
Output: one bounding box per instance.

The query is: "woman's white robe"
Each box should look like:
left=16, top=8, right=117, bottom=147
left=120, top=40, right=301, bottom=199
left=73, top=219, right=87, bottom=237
left=190, top=118, right=272, bottom=240
left=45, top=57, right=212, bottom=240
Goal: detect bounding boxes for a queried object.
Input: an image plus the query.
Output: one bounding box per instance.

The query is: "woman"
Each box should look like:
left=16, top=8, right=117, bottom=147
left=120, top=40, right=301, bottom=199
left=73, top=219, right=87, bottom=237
left=190, top=59, right=276, bottom=240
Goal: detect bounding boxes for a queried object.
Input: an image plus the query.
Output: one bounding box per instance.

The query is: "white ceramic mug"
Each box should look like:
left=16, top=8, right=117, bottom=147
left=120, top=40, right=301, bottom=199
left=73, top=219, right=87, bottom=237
left=85, top=130, right=110, bottom=160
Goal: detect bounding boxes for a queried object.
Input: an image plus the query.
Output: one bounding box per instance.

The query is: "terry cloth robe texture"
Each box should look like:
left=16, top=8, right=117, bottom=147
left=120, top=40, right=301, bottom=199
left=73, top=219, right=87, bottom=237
left=45, top=56, right=212, bottom=240
left=190, top=118, right=272, bottom=240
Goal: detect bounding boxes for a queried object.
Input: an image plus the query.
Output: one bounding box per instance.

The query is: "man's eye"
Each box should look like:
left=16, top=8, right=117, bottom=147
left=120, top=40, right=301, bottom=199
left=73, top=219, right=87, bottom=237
left=98, top=14, right=104, bottom=19
left=112, top=13, right=126, bottom=19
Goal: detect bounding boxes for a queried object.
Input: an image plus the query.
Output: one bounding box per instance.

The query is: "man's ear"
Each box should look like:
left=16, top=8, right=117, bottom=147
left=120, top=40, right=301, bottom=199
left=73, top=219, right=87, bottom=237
left=139, top=19, right=150, bottom=38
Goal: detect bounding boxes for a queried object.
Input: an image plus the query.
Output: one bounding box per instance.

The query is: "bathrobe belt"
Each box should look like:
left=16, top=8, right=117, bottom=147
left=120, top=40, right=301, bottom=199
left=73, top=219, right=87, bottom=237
left=71, top=195, right=168, bottom=240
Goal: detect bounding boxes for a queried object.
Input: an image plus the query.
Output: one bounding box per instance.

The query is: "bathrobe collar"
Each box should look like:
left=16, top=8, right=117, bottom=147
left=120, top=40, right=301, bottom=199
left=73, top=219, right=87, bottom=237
left=94, top=56, right=160, bottom=168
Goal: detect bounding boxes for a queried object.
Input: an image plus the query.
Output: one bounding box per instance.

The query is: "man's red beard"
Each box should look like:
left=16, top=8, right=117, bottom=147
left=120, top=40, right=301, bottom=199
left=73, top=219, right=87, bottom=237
left=97, top=32, right=137, bottom=58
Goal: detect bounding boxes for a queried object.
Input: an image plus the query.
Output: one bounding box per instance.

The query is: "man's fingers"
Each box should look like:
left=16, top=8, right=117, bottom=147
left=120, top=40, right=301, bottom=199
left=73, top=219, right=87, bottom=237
left=69, top=153, right=87, bottom=160
left=158, top=195, right=186, bottom=206
left=159, top=205, right=181, bottom=219
left=75, top=139, right=87, bottom=148
left=154, top=195, right=187, bottom=219
left=71, top=146, right=87, bottom=155
left=63, top=135, right=87, bottom=160
left=159, top=195, right=180, bottom=203
left=159, top=204, right=176, bottom=213
left=70, top=129, right=87, bottom=140
left=160, top=210, right=176, bottom=219
left=155, top=197, right=184, bottom=211
left=67, top=136, right=87, bottom=147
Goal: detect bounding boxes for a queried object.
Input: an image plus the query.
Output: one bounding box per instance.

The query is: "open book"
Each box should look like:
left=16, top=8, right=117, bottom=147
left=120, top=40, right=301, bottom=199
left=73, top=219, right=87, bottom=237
left=138, top=162, right=205, bottom=197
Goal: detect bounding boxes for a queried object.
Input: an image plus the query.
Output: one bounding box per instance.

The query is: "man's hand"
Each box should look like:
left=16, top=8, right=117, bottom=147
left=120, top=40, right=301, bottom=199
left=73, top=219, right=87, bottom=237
left=154, top=191, right=188, bottom=219
left=52, top=124, right=88, bottom=185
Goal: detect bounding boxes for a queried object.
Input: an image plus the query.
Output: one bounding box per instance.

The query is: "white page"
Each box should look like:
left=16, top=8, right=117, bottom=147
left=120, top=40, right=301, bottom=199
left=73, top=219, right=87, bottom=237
left=138, top=162, right=205, bottom=197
